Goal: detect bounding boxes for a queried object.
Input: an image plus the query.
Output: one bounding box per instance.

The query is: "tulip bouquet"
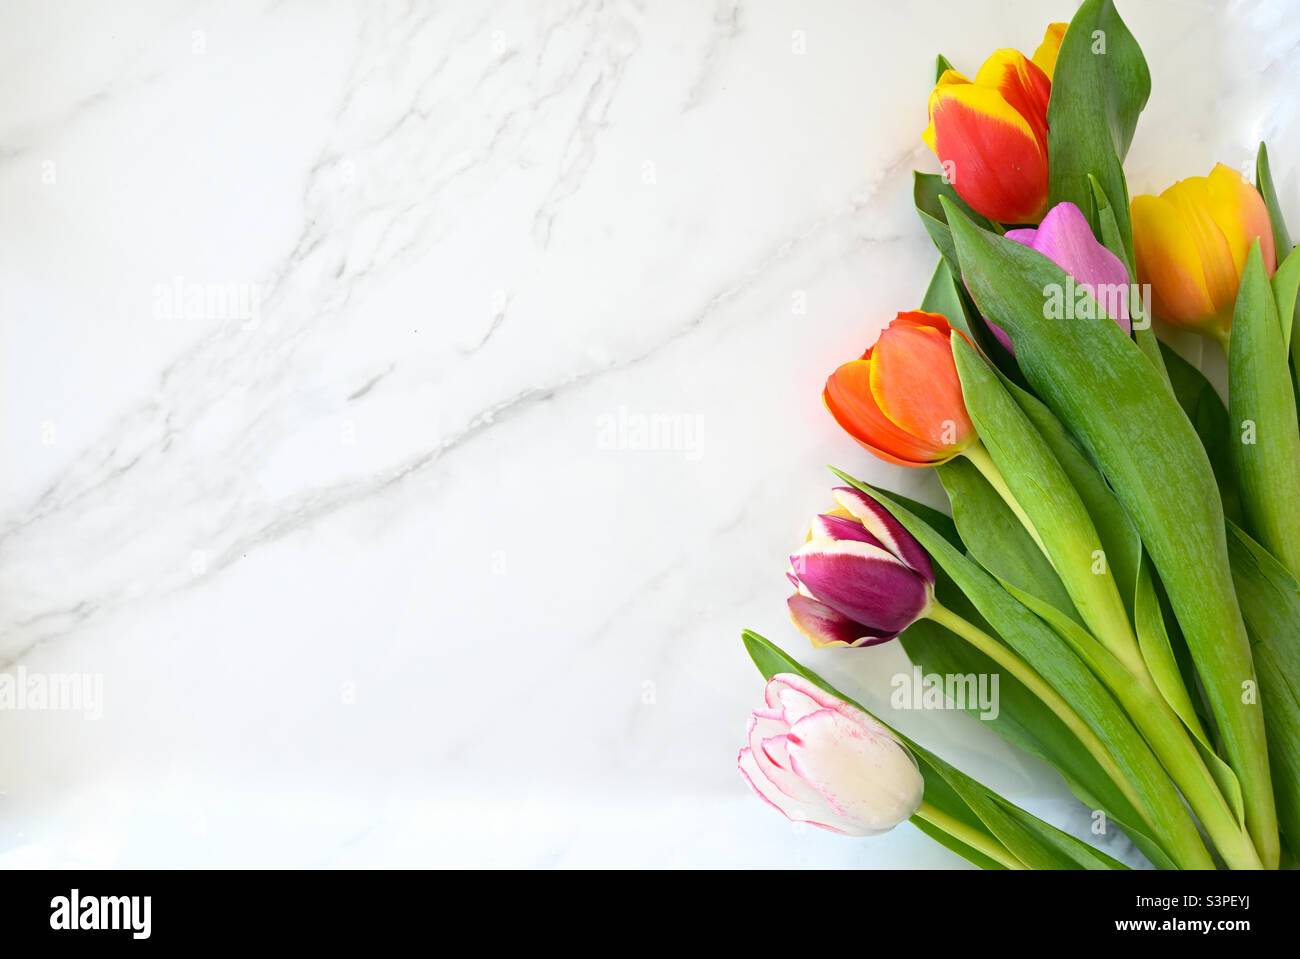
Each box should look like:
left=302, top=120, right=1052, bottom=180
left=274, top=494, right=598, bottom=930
left=739, top=0, right=1300, bottom=870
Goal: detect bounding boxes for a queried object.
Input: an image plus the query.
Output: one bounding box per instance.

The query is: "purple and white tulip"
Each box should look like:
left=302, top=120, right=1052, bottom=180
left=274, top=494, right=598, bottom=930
left=989, top=200, right=1132, bottom=353
left=738, top=673, right=925, bottom=835
left=786, top=486, right=935, bottom=648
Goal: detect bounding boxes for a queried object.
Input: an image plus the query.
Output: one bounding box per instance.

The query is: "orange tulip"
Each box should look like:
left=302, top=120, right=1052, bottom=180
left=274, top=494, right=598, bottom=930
left=923, top=45, right=1052, bottom=224
left=1131, top=163, right=1277, bottom=340
left=823, top=311, right=976, bottom=467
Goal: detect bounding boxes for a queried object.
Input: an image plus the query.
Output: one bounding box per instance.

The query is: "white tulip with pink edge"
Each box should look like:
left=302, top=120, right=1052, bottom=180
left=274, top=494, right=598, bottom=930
left=738, top=673, right=925, bottom=837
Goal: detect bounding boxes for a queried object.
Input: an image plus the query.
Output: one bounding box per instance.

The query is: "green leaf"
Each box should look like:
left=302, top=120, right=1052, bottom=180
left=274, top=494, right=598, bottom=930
left=1088, top=174, right=1170, bottom=389
left=910, top=817, right=1006, bottom=870
left=936, top=458, right=1076, bottom=621
left=1229, top=241, right=1300, bottom=581
left=913, top=196, right=1025, bottom=387
left=943, top=194, right=1278, bottom=866
left=1088, top=174, right=1134, bottom=278
left=1149, top=562, right=1215, bottom=736
left=1000, top=379, right=1141, bottom=620
left=740, top=630, right=1127, bottom=869
left=915, top=172, right=992, bottom=271
left=833, top=471, right=1213, bottom=868
left=1257, top=142, right=1293, bottom=259
left=1046, top=0, right=1150, bottom=263
left=920, top=258, right=984, bottom=350
left=1253, top=142, right=1299, bottom=423
left=896, top=502, right=1175, bottom=869
left=921, top=258, right=964, bottom=321
left=1159, top=342, right=1241, bottom=521
left=1226, top=524, right=1300, bottom=851
left=1293, top=333, right=1300, bottom=430
left=1135, top=556, right=1244, bottom=825
left=949, top=351, right=1228, bottom=844
left=1272, top=243, right=1300, bottom=350
left=935, top=54, right=956, bottom=83
left=952, top=336, right=1138, bottom=664
left=1134, top=559, right=1207, bottom=748
left=1133, top=325, right=1171, bottom=388
left=998, top=548, right=1251, bottom=863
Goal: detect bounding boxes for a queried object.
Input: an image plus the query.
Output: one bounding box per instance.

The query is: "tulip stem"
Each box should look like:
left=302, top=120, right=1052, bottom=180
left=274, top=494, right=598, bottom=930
left=960, top=442, right=1258, bottom=866
left=961, top=441, right=1150, bottom=676
left=913, top=801, right=1025, bottom=870
left=925, top=601, right=1153, bottom=834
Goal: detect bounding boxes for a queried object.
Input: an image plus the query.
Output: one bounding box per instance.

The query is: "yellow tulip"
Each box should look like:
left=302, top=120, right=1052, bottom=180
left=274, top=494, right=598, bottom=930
left=1131, top=164, right=1276, bottom=341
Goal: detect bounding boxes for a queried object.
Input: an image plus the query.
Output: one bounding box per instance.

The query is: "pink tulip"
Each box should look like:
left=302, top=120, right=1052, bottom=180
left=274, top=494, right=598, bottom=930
left=738, top=673, right=925, bottom=835
left=989, top=201, right=1133, bottom=353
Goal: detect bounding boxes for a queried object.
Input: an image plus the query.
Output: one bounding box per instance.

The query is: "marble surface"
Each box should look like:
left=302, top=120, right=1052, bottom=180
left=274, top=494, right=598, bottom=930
left=0, top=0, right=1296, bottom=868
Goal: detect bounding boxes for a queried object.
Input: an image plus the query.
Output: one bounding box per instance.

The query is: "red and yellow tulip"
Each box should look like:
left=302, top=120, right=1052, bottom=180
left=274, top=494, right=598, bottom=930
left=823, top=311, right=975, bottom=466
left=1131, top=163, right=1277, bottom=340
left=922, top=27, right=1064, bottom=224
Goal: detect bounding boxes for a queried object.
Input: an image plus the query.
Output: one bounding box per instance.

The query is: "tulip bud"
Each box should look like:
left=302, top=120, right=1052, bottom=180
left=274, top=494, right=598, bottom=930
left=1131, top=163, right=1276, bottom=340
left=738, top=673, right=925, bottom=836
left=989, top=201, right=1132, bottom=352
left=787, top=486, right=934, bottom=647
left=823, top=310, right=976, bottom=466
left=923, top=48, right=1051, bottom=224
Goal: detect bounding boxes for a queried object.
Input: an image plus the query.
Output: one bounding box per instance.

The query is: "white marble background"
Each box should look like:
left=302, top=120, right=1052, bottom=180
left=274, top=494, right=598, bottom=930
left=0, top=0, right=1295, bottom=868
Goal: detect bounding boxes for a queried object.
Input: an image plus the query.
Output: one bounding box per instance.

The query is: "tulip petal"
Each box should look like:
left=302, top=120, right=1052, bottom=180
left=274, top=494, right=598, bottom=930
left=787, top=593, right=896, bottom=648
left=764, top=673, right=843, bottom=719
left=824, top=358, right=947, bottom=465
left=1132, top=193, right=1220, bottom=328
left=747, top=714, right=824, bottom=806
left=802, top=506, right=861, bottom=545
left=891, top=309, right=956, bottom=336
left=1031, top=22, right=1067, bottom=81
left=925, top=68, right=1049, bottom=223
left=983, top=318, right=1015, bottom=353
left=1007, top=201, right=1132, bottom=327
left=1206, top=163, right=1276, bottom=276
left=869, top=320, right=974, bottom=459
left=1132, top=164, right=1278, bottom=336
left=809, top=512, right=883, bottom=548
left=737, top=746, right=859, bottom=834
left=758, top=734, right=812, bottom=799
left=786, top=709, right=924, bottom=836
left=922, top=68, right=969, bottom=153
left=770, top=686, right=827, bottom=726
left=973, top=50, right=1050, bottom=150
left=831, top=486, right=935, bottom=583
left=789, top=539, right=931, bottom=634
left=1165, top=177, right=1241, bottom=319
